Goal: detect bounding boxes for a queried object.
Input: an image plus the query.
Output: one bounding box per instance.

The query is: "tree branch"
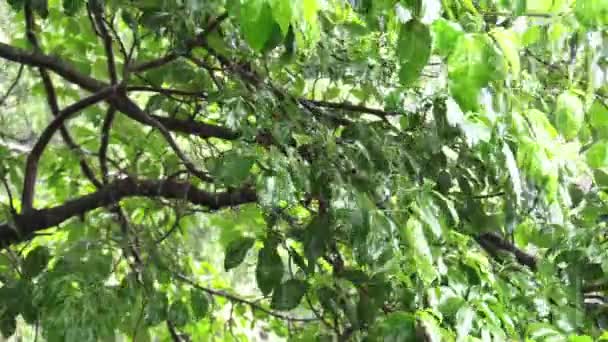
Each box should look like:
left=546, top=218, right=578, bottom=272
left=476, top=232, right=537, bottom=270
left=24, top=3, right=103, bottom=190
left=2, top=177, right=257, bottom=247
left=0, top=42, right=239, bottom=141
left=128, top=12, right=229, bottom=73
left=21, top=86, right=119, bottom=212
left=89, top=2, right=118, bottom=84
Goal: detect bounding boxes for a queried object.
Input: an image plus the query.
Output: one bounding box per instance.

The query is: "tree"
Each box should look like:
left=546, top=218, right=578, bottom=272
left=0, top=0, right=607, bottom=340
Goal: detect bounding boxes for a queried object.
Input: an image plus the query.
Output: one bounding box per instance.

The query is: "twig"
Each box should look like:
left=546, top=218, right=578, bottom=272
left=173, top=272, right=318, bottom=322
left=0, top=64, right=24, bottom=107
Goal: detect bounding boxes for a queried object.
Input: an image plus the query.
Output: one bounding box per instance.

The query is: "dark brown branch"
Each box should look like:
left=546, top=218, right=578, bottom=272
left=301, top=99, right=403, bottom=118
left=0, top=43, right=239, bottom=141
left=173, top=272, right=317, bottom=322
left=99, top=107, right=116, bottom=184
left=476, top=232, right=537, bottom=270
left=0, top=42, right=105, bottom=92
left=108, top=96, right=213, bottom=182
left=2, top=177, right=257, bottom=247
left=126, top=85, right=207, bottom=98
left=89, top=2, right=118, bottom=84
left=21, top=86, right=119, bottom=212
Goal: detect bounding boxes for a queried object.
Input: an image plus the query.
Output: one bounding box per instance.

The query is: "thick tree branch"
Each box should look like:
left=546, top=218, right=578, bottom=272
left=0, top=42, right=239, bottom=141
left=2, top=177, right=257, bottom=247
left=108, top=96, right=213, bottom=182
left=0, top=42, right=105, bottom=91
left=301, top=99, right=403, bottom=118
left=21, top=86, right=119, bottom=212
left=476, top=232, right=537, bottom=270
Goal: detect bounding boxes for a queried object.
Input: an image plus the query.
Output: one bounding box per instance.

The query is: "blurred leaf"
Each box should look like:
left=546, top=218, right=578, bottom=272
left=270, top=279, right=307, bottom=310
left=22, top=246, right=50, bottom=279
left=397, top=19, right=432, bottom=86
left=256, top=245, right=284, bottom=295
left=224, top=237, right=256, bottom=271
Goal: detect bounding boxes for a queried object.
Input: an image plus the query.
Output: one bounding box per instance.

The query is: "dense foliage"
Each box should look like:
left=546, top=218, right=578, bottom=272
left=0, top=0, right=608, bottom=340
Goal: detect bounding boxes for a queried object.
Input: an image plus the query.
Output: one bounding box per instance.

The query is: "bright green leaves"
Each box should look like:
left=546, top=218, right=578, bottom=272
left=491, top=28, right=521, bottom=77
left=589, top=100, right=608, bottom=138
left=431, top=18, right=463, bottom=57
left=403, top=217, right=436, bottom=285
left=448, top=34, right=505, bottom=112
left=270, top=0, right=292, bottom=35
left=555, top=91, right=584, bottom=141
left=255, top=244, right=284, bottom=295
left=239, top=0, right=296, bottom=52
left=397, top=19, right=432, bottom=86
left=517, top=137, right=558, bottom=200
left=224, top=236, right=256, bottom=271
left=22, top=246, right=50, bottom=279
left=270, top=279, right=307, bottom=310
left=575, top=0, right=608, bottom=28
left=239, top=0, right=276, bottom=52
left=585, top=140, right=608, bottom=169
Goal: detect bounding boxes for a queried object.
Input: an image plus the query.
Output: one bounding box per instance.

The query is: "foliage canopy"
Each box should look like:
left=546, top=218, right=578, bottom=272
left=0, top=0, right=608, bottom=340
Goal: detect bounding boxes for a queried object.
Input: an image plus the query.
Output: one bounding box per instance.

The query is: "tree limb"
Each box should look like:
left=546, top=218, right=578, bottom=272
left=2, top=177, right=257, bottom=247
left=21, top=86, right=119, bottom=212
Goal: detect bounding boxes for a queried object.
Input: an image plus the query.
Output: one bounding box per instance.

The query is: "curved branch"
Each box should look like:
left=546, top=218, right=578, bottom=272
left=0, top=43, right=239, bottom=141
left=21, top=86, right=119, bottom=212
left=2, top=177, right=257, bottom=247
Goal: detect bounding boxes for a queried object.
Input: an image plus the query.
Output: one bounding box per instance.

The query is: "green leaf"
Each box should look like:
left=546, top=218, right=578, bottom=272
left=403, top=217, right=436, bottom=285
left=589, top=100, right=608, bottom=138
left=270, top=0, right=292, bottom=35
left=190, top=290, right=209, bottom=320
left=270, top=279, right=307, bottom=310
left=527, top=323, right=565, bottom=341
left=168, top=301, right=190, bottom=327
left=224, top=237, right=256, bottom=271
left=256, top=245, right=284, bottom=295
left=7, top=0, right=24, bottom=11
left=369, top=312, right=417, bottom=341
left=555, top=91, right=584, bottom=141
left=240, top=0, right=276, bottom=52
left=491, top=28, right=521, bottom=77
left=575, top=0, right=608, bottom=28
left=503, top=143, right=522, bottom=203
left=216, top=153, right=256, bottom=186
left=31, top=0, right=48, bottom=18
left=397, top=19, right=432, bottom=86
left=22, top=246, right=50, bottom=279
left=448, top=34, right=505, bottom=111
left=432, top=18, right=463, bottom=57
left=0, top=314, right=16, bottom=339
left=455, top=305, right=475, bottom=339
left=62, top=0, right=83, bottom=15
left=145, top=291, right=168, bottom=326
left=586, top=140, right=608, bottom=169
